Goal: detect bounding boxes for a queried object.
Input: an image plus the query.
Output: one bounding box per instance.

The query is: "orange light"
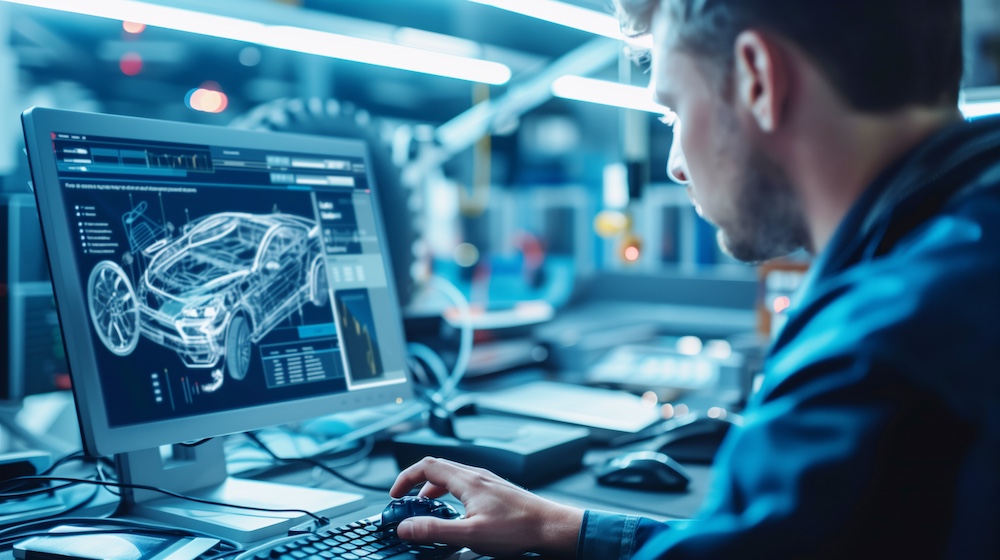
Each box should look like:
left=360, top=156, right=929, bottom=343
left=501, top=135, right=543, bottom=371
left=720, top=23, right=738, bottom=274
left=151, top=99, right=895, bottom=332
left=119, top=52, right=143, bottom=76
left=185, top=85, right=229, bottom=113
left=624, top=245, right=640, bottom=261
left=122, top=21, right=146, bottom=34
left=773, top=295, right=792, bottom=314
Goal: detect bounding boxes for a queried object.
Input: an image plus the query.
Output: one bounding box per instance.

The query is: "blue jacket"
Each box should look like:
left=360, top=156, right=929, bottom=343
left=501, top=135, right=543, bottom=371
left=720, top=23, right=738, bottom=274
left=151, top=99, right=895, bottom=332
left=579, top=115, right=1000, bottom=559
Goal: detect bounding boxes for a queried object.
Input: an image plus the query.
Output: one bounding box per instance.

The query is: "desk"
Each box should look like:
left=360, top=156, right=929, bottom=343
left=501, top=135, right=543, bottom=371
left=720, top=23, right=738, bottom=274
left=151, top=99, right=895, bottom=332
left=229, top=446, right=711, bottom=556
left=1, top=369, right=716, bottom=556
left=0, top=437, right=710, bottom=558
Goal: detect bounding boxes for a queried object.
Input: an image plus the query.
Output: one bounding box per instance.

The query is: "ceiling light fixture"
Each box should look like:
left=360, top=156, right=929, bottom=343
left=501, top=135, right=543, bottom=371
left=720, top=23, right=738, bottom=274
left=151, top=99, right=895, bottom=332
left=961, top=100, right=1000, bottom=119
left=555, top=75, right=1000, bottom=120
left=4, top=0, right=512, bottom=84
left=467, top=0, right=652, bottom=48
left=551, top=75, right=663, bottom=113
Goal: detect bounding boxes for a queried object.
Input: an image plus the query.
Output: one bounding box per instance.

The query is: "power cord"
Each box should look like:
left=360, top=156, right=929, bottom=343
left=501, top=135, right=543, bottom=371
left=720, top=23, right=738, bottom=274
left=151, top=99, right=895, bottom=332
left=0, top=475, right=330, bottom=528
left=224, top=429, right=376, bottom=479
left=243, top=432, right=389, bottom=492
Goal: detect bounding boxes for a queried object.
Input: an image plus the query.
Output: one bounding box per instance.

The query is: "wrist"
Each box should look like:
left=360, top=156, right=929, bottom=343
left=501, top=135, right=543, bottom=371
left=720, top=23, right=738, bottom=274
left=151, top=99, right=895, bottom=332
left=536, top=503, right=585, bottom=559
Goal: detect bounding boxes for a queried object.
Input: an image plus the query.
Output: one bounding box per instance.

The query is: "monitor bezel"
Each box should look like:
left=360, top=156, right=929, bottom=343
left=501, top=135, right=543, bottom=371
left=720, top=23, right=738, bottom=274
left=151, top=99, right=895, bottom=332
left=21, top=107, right=414, bottom=457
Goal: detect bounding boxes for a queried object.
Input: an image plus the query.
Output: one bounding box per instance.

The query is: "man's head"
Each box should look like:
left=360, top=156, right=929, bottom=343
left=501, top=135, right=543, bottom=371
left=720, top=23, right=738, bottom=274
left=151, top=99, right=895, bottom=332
left=617, top=0, right=964, bottom=262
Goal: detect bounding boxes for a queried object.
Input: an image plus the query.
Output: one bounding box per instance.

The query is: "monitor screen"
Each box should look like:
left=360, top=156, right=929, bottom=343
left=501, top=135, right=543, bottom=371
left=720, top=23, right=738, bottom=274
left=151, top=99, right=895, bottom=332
left=21, top=108, right=413, bottom=457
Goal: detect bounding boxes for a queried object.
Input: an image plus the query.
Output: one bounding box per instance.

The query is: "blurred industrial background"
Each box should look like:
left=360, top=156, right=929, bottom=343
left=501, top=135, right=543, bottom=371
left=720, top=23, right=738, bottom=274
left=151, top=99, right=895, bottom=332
left=1, top=0, right=999, bottom=405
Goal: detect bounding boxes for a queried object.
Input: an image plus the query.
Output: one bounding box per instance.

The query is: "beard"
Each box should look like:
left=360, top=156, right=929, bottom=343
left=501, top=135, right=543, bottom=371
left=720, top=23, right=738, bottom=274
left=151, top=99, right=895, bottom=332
left=717, top=148, right=810, bottom=263
left=698, top=108, right=810, bottom=264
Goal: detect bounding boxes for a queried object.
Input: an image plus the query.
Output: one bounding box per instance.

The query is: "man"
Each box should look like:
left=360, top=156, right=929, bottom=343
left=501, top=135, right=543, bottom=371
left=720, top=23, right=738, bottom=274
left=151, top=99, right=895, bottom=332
left=391, top=0, right=1000, bottom=557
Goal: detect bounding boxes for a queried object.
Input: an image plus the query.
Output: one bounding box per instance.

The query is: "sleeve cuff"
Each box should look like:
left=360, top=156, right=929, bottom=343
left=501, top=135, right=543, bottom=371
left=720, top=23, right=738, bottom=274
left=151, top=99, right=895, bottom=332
left=577, top=510, right=642, bottom=560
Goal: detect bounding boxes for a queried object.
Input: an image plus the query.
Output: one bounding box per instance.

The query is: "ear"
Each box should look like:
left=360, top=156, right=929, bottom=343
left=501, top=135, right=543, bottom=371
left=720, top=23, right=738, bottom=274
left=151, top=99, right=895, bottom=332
left=733, top=30, right=789, bottom=133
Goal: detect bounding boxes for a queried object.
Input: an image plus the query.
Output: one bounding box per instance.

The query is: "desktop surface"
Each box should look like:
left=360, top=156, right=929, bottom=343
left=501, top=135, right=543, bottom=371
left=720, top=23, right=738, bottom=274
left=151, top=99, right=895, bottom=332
left=0, top=385, right=714, bottom=558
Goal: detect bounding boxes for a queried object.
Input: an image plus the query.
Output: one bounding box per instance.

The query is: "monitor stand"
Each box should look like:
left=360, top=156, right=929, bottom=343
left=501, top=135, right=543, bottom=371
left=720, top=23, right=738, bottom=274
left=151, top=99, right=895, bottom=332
left=115, top=438, right=364, bottom=543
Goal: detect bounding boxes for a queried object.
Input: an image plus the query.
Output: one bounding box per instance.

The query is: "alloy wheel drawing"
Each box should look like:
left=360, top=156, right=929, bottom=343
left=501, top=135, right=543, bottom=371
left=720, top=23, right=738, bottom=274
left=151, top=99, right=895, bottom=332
left=88, top=260, right=140, bottom=356
left=225, top=313, right=252, bottom=381
left=310, top=258, right=329, bottom=308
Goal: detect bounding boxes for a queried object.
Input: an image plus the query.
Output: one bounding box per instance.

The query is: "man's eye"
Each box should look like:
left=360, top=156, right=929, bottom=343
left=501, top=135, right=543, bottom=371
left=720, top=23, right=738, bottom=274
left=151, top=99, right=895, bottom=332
left=658, top=110, right=678, bottom=127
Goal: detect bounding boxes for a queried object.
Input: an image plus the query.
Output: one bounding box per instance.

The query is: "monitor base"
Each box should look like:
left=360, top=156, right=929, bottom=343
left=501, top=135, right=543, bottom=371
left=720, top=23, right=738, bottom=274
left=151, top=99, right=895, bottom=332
left=128, top=477, right=364, bottom=543
left=116, top=439, right=363, bottom=543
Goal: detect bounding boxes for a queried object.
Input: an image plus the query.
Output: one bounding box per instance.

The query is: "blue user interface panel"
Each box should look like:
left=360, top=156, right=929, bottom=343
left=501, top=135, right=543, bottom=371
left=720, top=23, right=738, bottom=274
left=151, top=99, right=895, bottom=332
left=47, top=129, right=406, bottom=428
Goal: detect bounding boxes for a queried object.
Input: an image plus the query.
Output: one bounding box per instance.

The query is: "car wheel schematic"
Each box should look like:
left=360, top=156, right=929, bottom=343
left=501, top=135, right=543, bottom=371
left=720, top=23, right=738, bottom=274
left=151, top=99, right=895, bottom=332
left=226, top=314, right=252, bottom=381
left=310, top=258, right=329, bottom=308
left=88, top=260, right=141, bottom=356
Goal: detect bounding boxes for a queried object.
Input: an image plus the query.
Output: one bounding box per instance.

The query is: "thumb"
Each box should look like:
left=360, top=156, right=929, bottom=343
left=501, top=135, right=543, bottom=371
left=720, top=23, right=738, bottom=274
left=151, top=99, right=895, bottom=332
left=397, top=517, right=468, bottom=545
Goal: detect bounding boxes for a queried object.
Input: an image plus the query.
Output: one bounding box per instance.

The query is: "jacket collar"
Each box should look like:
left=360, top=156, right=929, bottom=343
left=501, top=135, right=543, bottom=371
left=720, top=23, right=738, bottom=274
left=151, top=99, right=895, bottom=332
left=798, top=115, right=1000, bottom=297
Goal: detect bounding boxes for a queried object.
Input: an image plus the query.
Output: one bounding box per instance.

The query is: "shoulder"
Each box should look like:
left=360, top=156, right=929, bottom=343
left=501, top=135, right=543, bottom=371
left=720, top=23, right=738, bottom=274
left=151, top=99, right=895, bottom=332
left=764, top=184, right=1000, bottom=410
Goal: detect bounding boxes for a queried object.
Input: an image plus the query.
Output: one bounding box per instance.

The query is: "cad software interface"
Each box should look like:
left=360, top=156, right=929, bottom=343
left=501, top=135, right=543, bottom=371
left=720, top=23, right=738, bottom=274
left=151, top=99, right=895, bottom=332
left=47, top=131, right=406, bottom=427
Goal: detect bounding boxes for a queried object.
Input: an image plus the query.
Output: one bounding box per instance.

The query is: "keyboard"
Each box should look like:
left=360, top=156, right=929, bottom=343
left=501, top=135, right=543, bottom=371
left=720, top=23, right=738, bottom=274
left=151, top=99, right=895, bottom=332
left=239, top=516, right=460, bottom=560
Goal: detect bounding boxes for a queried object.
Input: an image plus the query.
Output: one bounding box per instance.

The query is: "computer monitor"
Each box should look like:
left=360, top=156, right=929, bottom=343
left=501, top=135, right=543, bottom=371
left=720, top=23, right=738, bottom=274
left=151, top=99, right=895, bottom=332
left=21, top=107, right=414, bottom=541
left=1, top=193, right=70, bottom=412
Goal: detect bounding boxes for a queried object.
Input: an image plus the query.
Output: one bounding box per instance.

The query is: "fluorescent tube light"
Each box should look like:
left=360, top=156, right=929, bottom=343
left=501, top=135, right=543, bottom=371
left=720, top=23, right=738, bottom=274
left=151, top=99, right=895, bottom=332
left=4, top=0, right=512, bottom=84
left=552, top=75, right=664, bottom=113
left=264, top=26, right=509, bottom=84
left=961, top=100, right=1000, bottom=119
left=556, top=75, right=1000, bottom=121
left=394, top=27, right=482, bottom=58
left=468, top=0, right=652, bottom=48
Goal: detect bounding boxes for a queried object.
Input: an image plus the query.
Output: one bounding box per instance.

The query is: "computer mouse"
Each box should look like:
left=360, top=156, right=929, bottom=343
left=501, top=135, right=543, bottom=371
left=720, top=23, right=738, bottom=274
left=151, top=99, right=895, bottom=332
left=380, top=496, right=461, bottom=533
left=595, top=450, right=691, bottom=492
left=656, top=414, right=739, bottom=464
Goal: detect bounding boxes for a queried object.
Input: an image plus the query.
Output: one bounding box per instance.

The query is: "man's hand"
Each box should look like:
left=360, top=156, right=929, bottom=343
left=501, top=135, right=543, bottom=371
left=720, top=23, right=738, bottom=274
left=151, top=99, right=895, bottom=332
left=389, top=457, right=585, bottom=558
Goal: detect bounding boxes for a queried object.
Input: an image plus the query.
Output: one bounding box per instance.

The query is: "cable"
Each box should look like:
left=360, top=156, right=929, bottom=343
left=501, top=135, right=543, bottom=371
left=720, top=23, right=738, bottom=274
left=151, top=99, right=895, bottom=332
left=0, top=483, right=102, bottom=524
left=0, top=479, right=83, bottom=499
left=225, top=431, right=377, bottom=487
left=95, top=460, right=121, bottom=497
left=315, top=436, right=376, bottom=469
left=406, top=342, right=451, bottom=390
left=0, top=476, right=329, bottom=527
left=0, top=450, right=109, bottom=523
left=428, top=276, right=473, bottom=400
left=0, top=517, right=242, bottom=557
left=305, top=401, right=425, bottom=455
left=178, top=437, right=214, bottom=448
left=244, top=432, right=389, bottom=493
left=40, top=450, right=86, bottom=475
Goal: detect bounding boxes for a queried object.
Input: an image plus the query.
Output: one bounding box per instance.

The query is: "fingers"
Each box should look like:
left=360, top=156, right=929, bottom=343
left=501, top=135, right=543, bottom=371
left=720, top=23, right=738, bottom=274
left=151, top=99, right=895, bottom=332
left=390, top=456, right=441, bottom=497
left=396, top=516, right=470, bottom=546
left=390, top=457, right=480, bottom=500
left=416, top=482, right=449, bottom=499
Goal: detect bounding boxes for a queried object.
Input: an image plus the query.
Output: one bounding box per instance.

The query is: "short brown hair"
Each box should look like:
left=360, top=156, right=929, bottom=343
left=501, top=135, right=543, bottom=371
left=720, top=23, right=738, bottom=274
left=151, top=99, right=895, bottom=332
left=615, top=0, right=964, bottom=111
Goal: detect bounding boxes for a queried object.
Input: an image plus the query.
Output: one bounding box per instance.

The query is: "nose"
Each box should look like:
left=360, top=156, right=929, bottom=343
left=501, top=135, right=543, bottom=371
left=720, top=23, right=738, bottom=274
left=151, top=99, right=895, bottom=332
left=667, top=124, right=690, bottom=184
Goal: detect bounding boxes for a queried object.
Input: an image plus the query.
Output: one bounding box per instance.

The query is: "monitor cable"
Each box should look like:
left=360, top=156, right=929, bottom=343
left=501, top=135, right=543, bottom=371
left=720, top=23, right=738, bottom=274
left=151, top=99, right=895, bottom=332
left=400, top=275, right=476, bottom=442
left=243, top=431, right=390, bottom=493
left=0, top=450, right=103, bottom=523
left=0, top=475, right=331, bottom=529
left=426, top=276, right=473, bottom=400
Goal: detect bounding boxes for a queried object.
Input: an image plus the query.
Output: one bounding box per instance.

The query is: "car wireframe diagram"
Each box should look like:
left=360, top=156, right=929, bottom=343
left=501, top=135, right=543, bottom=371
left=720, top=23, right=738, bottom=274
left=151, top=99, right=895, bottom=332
left=87, top=211, right=330, bottom=385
